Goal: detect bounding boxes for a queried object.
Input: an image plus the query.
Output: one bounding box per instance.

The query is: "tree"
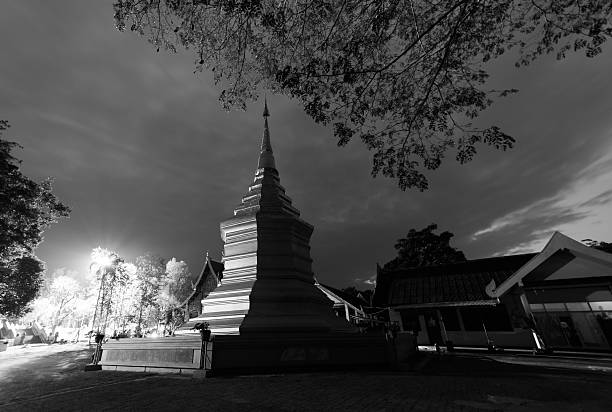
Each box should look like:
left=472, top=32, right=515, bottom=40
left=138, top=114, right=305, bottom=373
left=160, top=258, right=193, bottom=334
left=113, top=1, right=612, bottom=190
left=111, top=262, right=138, bottom=333
left=383, top=223, right=466, bottom=270
left=89, top=247, right=127, bottom=335
left=134, top=253, right=167, bottom=335
left=46, top=275, right=81, bottom=337
left=28, top=269, right=96, bottom=342
left=0, top=120, right=70, bottom=317
left=164, top=258, right=193, bottom=303
left=582, top=239, right=612, bottom=254
left=0, top=256, right=45, bottom=318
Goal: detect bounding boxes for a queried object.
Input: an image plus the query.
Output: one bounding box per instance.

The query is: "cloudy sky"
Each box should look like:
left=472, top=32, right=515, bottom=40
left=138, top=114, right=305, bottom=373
left=1, top=1, right=611, bottom=289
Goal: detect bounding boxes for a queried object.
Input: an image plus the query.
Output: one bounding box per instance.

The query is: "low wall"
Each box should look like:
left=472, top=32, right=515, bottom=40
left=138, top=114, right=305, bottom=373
left=99, top=336, right=208, bottom=374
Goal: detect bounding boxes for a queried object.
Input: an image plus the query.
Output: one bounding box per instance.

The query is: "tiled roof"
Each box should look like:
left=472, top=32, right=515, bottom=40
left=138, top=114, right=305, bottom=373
left=375, top=254, right=536, bottom=307
left=209, top=260, right=224, bottom=277
left=179, top=258, right=224, bottom=307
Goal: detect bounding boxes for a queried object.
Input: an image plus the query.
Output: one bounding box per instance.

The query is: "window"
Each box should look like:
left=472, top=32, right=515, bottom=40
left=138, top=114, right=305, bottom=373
left=544, top=303, right=566, bottom=312
left=529, top=304, right=545, bottom=312
left=589, top=301, right=612, bottom=311
left=565, top=302, right=591, bottom=312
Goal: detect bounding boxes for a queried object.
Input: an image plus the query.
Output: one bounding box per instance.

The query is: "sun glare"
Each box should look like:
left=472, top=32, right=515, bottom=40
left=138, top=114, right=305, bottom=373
left=90, top=247, right=115, bottom=269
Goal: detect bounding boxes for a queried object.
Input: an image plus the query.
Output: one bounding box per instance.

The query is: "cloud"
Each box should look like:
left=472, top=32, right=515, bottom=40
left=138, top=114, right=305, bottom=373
left=2, top=1, right=612, bottom=290
left=363, top=277, right=377, bottom=286
left=353, top=275, right=377, bottom=287
left=473, top=143, right=612, bottom=254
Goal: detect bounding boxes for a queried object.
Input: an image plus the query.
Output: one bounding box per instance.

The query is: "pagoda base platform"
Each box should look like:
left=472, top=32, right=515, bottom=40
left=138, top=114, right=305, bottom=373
left=98, top=335, right=211, bottom=374
left=209, top=333, right=394, bottom=375
left=96, top=333, right=416, bottom=375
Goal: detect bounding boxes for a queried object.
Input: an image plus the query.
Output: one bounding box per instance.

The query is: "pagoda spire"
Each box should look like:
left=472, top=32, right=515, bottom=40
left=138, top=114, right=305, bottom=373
left=257, top=97, right=276, bottom=170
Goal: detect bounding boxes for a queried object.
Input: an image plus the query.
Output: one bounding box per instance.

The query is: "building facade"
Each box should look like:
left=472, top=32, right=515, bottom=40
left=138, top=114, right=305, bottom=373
left=374, top=232, right=612, bottom=351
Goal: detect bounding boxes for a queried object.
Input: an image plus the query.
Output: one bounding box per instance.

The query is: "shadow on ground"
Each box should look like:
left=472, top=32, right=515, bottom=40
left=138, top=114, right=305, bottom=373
left=1, top=347, right=611, bottom=411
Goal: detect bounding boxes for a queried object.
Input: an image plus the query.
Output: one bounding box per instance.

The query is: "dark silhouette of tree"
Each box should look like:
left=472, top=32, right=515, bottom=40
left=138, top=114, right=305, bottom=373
left=113, top=1, right=612, bottom=190
left=383, top=223, right=466, bottom=270
left=582, top=239, right=612, bottom=254
left=0, top=256, right=45, bottom=318
left=0, top=120, right=70, bottom=317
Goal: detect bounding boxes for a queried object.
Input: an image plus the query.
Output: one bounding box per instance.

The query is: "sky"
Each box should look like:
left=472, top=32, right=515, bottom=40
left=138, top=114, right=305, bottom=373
left=1, top=1, right=611, bottom=289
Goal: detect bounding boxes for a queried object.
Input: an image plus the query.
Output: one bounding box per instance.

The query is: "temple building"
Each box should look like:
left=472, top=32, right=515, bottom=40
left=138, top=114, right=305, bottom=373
left=179, top=101, right=355, bottom=336
left=98, top=103, right=394, bottom=374
left=179, top=268, right=371, bottom=330
left=374, top=232, right=612, bottom=351
left=316, top=283, right=370, bottom=326
left=178, top=254, right=223, bottom=324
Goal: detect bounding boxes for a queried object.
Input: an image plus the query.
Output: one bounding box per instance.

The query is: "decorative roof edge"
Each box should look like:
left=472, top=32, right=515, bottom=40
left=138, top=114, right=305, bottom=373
left=487, top=231, right=612, bottom=298
left=178, top=253, right=223, bottom=308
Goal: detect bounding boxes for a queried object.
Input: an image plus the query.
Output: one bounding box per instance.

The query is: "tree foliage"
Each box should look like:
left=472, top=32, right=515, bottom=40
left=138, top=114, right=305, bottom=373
left=134, top=253, right=167, bottom=334
left=89, top=247, right=131, bottom=334
left=163, top=257, right=193, bottom=305
left=45, top=275, right=81, bottom=336
left=0, top=120, right=70, bottom=317
left=159, top=258, right=193, bottom=334
left=0, top=256, right=45, bottom=318
left=582, top=239, right=612, bottom=254
left=113, top=0, right=612, bottom=190
left=383, top=223, right=466, bottom=270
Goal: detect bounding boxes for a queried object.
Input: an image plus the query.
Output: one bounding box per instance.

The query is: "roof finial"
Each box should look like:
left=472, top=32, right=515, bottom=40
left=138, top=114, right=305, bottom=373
left=257, top=96, right=276, bottom=169
left=263, top=95, right=270, bottom=117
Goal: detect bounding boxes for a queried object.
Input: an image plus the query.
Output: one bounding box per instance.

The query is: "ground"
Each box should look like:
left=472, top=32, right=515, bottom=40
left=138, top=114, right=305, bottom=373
left=1, top=344, right=612, bottom=411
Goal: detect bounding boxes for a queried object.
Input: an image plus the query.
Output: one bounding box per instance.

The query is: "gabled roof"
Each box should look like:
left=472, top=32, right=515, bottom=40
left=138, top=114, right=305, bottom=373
left=179, top=254, right=223, bottom=307
left=317, top=283, right=369, bottom=311
left=487, top=231, right=612, bottom=298
left=374, top=253, right=535, bottom=307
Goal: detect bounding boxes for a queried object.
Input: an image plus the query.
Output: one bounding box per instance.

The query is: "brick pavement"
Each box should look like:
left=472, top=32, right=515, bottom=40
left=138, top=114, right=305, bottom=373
left=1, top=345, right=611, bottom=411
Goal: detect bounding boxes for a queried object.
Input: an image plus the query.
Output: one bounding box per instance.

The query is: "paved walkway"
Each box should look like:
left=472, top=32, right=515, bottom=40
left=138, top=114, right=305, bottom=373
left=1, top=344, right=611, bottom=411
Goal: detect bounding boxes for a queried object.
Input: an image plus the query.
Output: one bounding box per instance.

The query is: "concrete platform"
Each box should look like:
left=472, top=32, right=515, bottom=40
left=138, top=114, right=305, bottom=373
left=98, top=335, right=211, bottom=373
left=96, top=332, right=411, bottom=376
left=210, top=333, right=395, bottom=375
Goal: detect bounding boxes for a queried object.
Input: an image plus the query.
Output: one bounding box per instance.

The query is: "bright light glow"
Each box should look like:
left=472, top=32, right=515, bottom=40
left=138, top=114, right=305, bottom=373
left=90, top=247, right=115, bottom=270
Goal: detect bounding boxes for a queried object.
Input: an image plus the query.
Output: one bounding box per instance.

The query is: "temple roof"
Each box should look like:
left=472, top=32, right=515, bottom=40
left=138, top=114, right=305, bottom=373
left=179, top=254, right=223, bottom=308
left=373, top=253, right=536, bottom=307
left=317, top=283, right=369, bottom=311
